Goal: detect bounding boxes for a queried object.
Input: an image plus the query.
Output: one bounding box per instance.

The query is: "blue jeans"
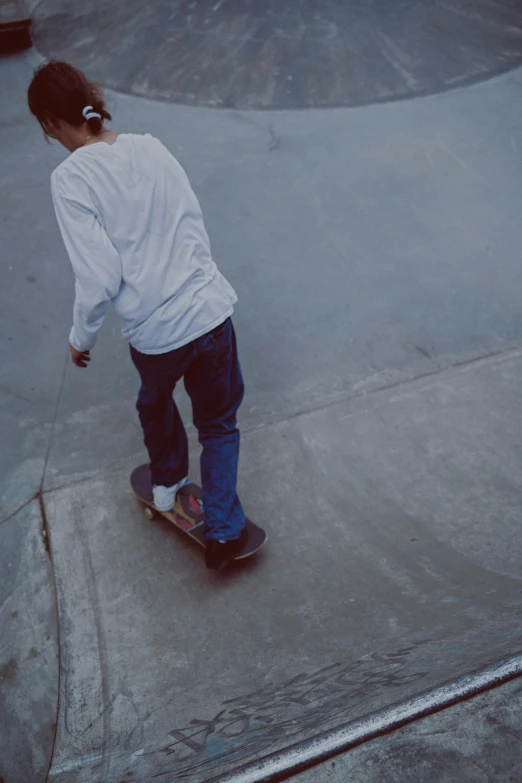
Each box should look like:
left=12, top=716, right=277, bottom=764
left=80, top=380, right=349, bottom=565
left=130, top=317, right=246, bottom=541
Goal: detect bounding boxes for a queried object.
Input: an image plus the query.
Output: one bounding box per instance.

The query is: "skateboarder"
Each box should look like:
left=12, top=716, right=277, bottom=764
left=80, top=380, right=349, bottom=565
left=28, top=60, right=248, bottom=569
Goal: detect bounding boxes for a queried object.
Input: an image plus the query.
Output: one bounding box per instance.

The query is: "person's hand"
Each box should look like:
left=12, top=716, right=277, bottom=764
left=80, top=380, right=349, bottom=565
left=69, top=344, right=91, bottom=368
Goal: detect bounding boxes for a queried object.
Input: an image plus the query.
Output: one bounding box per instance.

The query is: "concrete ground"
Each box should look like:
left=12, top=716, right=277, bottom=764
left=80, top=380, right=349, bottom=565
left=2, top=7, right=522, bottom=780
left=293, top=676, right=522, bottom=783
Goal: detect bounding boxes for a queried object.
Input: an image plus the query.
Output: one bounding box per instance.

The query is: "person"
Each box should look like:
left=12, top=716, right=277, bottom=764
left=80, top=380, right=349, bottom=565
left=28, top=60, right=247, bottom=569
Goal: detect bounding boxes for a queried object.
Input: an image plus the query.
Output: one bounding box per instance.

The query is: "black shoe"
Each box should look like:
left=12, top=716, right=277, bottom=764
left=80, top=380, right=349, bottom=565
left=205, top=528, right=248, bottom=570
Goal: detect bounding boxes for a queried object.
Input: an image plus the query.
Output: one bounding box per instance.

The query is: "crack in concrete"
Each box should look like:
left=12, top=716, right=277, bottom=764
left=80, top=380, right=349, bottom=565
left=38, top=492, right=51, bottom=558
left=267, top=125, right=281, bottom=152
left=0, top=495, right=37, bottom=528
left=230, top=111, right=281, bottom=154
left=37, top=490, right=63, bottom=783
left=0, top=385, right=33, bottom=404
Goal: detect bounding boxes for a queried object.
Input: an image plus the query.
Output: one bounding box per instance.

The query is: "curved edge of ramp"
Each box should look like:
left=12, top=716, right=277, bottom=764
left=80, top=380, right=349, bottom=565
left=210, top=653, right=522, bottom=783
left=0, top=499, right=59, bottom=783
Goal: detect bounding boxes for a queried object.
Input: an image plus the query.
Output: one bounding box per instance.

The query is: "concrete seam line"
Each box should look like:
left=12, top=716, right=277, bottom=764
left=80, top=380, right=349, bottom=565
left=207, top=653, right=522, bottom=783
left=41, top=490, right=63, bottom=783
left=241, top=344, right=522, bottom=436
left=40, top=350, right=69, bottom=493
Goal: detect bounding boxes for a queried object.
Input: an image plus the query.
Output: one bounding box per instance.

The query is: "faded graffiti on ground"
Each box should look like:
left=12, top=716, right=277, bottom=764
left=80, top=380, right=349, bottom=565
left=142, top=640, right=430, bottom=780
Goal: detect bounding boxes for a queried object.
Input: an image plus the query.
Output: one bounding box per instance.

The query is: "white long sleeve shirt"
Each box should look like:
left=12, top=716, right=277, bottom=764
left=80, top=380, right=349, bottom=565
left=51, top=133, right=237, bottom=354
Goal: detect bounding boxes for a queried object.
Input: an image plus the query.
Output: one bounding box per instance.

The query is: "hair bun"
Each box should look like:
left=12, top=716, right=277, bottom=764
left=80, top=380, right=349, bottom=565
left=82, top=105, right=101, bottom=121
left=83, top=105, right=103, bottom=133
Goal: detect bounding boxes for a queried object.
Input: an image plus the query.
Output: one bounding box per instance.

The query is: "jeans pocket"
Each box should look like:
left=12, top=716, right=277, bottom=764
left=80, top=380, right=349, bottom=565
left=209, top=319, right=231, bottom=370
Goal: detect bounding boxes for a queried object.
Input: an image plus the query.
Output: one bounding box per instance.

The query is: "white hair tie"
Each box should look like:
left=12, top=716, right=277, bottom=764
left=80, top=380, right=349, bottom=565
left=82, top=105, right=102, bottom=121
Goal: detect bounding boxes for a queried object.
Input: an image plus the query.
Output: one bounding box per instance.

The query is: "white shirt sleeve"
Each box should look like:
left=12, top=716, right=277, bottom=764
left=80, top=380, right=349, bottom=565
left=51, top=171, right=122, bottom=352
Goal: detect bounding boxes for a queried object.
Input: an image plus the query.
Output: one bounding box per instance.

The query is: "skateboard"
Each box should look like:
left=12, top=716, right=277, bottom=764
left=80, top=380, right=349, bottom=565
left=130, top=464, right=266, bottom=561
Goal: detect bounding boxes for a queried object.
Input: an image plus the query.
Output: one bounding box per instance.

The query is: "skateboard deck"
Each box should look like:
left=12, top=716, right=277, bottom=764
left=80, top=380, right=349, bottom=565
left=130, top=464, right=266, bottom=561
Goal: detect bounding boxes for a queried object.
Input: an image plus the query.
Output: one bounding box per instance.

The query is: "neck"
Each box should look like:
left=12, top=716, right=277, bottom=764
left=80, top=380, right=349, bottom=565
left=80, top=127, right=107, bottom=148
left=71, top=127, right=118, bottom=151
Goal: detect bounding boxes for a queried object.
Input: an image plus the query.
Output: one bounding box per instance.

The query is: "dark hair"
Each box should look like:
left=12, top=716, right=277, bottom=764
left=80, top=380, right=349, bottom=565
left=27, top=60, right=112, bottom=141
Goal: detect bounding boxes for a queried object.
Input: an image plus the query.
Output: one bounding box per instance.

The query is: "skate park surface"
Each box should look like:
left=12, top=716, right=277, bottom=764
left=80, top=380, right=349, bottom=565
left=2, top=1, right=522, bottom=780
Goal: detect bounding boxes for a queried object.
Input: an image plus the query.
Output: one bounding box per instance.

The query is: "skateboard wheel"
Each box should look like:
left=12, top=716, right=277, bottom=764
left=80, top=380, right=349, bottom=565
left=144, top=506, right=157, bottom=521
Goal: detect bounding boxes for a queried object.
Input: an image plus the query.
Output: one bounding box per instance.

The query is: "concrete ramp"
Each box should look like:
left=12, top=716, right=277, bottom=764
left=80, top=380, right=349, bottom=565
left=44, top=350, right=522, bottom=782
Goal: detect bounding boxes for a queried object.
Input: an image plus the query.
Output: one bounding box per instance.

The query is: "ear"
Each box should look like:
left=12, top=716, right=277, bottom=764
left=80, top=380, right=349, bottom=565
left=44, top=115, right=61, bottom=140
